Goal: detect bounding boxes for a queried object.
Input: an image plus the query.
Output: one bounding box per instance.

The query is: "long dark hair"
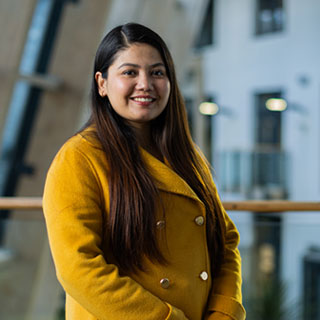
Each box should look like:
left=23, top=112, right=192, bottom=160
left=86, top=22, right=226, bottom=273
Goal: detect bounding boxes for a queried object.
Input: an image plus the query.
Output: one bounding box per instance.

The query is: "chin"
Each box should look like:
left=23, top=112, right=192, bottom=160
left=131, top=114, right=158, bottom=123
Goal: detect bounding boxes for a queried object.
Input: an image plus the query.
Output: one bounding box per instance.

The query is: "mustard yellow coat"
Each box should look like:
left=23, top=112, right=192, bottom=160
left=43, top=129, right=245, bottom=320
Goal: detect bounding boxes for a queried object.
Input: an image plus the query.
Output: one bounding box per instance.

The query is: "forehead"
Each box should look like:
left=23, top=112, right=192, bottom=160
left=111, top=43, right=164, bottom=66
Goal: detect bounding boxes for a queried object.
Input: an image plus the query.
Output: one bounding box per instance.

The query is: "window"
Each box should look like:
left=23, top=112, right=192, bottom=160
left=303, top=247, right=320, bottom=320
left=256, top=0, right=284, bottom=35
left=255, top=92, right=282, bottom=148
left=253, top=92, right=287, bottom=197
left=194, top=0, right=214, bottom=48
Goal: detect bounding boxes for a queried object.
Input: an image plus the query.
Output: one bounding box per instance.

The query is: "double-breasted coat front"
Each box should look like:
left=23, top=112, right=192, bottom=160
left=43, top=128, right=246, bottom=320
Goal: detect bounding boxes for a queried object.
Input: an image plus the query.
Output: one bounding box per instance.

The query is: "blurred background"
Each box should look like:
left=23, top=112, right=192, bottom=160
left=0, top=0, right=319, bottom=319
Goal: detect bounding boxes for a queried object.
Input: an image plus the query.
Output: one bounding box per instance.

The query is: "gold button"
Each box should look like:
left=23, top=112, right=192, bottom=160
left=200, top=271, right=208, bottom=281
left=160, top=278, right=170, bottom=289
left=156, top=220, right=166, bottom=229
left=194, top=216, right=204, bottom=226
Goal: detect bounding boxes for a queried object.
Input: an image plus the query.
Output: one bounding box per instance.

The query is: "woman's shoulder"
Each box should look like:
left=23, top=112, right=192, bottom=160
left=48, top=127, right=104, bottom=173
left=55, top=127, right=101, bottom=157
left=63, top=126, right=102, bottom=152
left=43, top=127, right=105, bottom=211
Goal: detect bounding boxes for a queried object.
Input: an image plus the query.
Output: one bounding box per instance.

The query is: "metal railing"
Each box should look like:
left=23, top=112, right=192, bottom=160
left=0, top=197, right=319, bottom=213
left=217, top=149, right=288, bottom=197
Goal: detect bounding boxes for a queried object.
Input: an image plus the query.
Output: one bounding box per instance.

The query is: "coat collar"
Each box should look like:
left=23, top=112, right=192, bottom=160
left=80, top=127, right=202, bottom=203
left=140, top=148, right=202, bottom=203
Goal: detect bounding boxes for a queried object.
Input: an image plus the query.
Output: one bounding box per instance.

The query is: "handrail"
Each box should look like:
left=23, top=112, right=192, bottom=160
left=0, top=197, right=43, bottom=210
left=0, top=197, right=320, bottom=212
left=223, top=201, right=320, bottom=212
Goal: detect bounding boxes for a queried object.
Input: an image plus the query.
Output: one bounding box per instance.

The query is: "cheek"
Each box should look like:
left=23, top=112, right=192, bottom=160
left=109, top=79, right=132, bottom=97
left=162, top=81, right=171, bottom=101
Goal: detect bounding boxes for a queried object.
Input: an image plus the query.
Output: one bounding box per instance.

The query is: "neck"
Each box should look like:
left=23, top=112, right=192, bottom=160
left=130, top=122, right=163, bottom=162
left=130, top=122, right=150, bottom=147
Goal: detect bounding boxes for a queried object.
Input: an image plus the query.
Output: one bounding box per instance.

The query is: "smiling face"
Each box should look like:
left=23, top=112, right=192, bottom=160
left=95, top=43, right=171, bottom=130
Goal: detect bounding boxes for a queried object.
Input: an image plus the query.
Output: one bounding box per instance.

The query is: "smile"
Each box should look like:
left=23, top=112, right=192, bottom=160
left=133, top=98, right=153, bottom=102
left=131, top=96, right=156, bottom=103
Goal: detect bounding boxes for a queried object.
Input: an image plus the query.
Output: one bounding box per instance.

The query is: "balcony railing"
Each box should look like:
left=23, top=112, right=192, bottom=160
left=217, top=149, right=288, bottom=198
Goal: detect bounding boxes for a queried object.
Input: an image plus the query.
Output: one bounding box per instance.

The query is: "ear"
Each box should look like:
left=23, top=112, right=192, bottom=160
left=95, top=71, right=108, bottom=97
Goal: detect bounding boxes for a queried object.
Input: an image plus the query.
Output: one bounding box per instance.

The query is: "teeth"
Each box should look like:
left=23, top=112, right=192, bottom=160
left=133, top=97, right=153, bottom=102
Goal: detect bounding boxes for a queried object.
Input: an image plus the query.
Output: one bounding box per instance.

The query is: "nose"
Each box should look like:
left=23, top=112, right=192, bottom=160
left=136, top=72, right=153, bottom=91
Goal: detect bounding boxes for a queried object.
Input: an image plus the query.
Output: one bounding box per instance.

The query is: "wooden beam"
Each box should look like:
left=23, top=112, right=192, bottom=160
left=223, top=201, right=320, bottom=212
left=0, top=197, right=42, bottom=210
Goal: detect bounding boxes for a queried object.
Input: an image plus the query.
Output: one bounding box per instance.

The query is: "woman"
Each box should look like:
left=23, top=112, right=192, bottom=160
left=43, top=23, right=245, bottom=320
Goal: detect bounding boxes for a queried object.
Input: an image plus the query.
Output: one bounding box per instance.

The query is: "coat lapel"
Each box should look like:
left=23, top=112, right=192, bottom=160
left=141, top=148, right=202, bottom=203
left=81, top=128, right=202, bottom=204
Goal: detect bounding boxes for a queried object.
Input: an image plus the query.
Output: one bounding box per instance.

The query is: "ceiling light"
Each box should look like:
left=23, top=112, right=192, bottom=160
left=265, top=98, right=287, bottom=112
left=199, top=102, right=219, bottom=115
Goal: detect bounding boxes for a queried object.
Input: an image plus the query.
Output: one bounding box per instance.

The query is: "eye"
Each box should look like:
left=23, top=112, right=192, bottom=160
left=122, top=69, right=136, bottom=76
left=151, top=69, right=165, bottom=77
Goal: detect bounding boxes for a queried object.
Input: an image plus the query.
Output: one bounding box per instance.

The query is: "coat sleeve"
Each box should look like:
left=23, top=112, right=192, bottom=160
left=43, top=140, right=188, bottom=320
left=205, top=184, right=246, bottom=320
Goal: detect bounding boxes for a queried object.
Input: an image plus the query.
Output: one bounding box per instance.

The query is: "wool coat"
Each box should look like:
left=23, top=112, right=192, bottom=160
left=43, top=129, right=246, bottom=320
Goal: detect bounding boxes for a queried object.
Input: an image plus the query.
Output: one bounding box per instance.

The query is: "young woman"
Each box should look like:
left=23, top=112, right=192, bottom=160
left=43, top=23, right=245, bottom=320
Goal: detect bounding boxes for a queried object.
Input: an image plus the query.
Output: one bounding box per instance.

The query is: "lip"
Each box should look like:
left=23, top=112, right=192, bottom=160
left=131, top=95, right=156, bottom=99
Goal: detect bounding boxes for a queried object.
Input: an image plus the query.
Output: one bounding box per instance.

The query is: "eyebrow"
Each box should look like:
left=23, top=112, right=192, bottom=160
left=118, top=62, right=165, bottom=69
